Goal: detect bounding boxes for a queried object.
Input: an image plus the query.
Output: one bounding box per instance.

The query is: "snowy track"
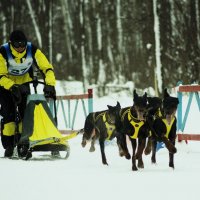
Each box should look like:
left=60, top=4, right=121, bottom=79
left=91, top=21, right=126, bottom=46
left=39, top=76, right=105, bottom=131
left=0, top=135, right=200, bottom=200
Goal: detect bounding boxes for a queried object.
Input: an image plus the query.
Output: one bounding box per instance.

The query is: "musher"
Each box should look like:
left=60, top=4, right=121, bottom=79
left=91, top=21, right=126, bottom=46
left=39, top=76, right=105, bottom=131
left=0, top=30, right=56, bottom=157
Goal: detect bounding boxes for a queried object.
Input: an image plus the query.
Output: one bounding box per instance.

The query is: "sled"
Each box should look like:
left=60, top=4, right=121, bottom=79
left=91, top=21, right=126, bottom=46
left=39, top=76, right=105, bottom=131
left=18, top=81, right=79, bottom=160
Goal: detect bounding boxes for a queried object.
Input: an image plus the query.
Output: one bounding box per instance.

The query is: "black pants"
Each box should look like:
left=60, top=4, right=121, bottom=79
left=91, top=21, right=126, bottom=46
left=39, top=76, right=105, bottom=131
left=0, top=85, right=29, bottom=149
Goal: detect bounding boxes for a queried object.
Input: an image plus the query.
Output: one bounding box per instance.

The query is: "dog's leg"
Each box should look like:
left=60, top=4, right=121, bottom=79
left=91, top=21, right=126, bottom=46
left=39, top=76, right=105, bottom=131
left=135, top=138, right=146, bottom=160
left=116, top=136, right=124, bottom=156
left=136, top=138, right=145, bottom=169
left=144, top=137, right=152, bottom=155
left=117, top=142, right=125, bottom=157
left=82, top=114, right=95, bottom=147
left=161, top=136, right=177, bottom=154
left=151, top=139, right=157, bottom=164
left=130, top=139, right=138, bottom=171
left=81, top=139, right=87, bottom=147
left=89, top=137, right=96, bottom=152
left=132, top=156, right=138, bottom=171
left=99, top=140, right=108, bottom=165
left=169, top=139, right=175, bottom=168
left=169, top=153, right=174, bottom=169
left=89, top=129, right=96, bottom=152
left=81, top=134, right=87, bottom=147
left=137, top=157, right=144, bottom=168
left=117, top=134, right=131, bottom=159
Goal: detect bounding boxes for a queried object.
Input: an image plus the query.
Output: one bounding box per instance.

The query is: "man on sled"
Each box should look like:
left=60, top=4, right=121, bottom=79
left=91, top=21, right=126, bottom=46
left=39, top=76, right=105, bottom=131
left=0, top=30, right=56, bottom=158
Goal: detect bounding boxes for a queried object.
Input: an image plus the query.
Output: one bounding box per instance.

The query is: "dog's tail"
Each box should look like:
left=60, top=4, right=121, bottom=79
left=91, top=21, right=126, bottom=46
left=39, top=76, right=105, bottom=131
left=78, top=128, right=84, bottom=134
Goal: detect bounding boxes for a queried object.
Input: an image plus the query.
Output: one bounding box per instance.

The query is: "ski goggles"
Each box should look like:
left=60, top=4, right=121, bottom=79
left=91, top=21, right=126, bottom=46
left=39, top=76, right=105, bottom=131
left=12, top=41, right=27, bottom=48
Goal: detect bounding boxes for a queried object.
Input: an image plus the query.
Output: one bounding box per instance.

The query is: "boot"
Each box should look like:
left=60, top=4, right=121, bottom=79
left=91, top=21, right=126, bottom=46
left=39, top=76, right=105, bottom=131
left=17, top=145, right=29, bottom=158
left=4, top=146, right=14, bottom=158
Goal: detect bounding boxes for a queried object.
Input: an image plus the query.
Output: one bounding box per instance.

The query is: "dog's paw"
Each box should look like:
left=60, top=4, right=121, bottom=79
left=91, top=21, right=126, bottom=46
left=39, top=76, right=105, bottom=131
left=102, top=160, right=108, bottom=165
left=125, top=153, right=131, bottom=160
left=173, top=147, right=177, bottom=154
left=144, top=148, right=151, bottom=155
left=81, top=141, right=86, bottom=147
left=89, top=146, right=95, bottom=152
left=137, top=159, right=144, bottom=168
left=169, top=146, right=177, bottom=154
left=132, top=165, right=138, bottom=171
left=169, top=162, right=174, bottom=169
left=119, top=151, right=125, bottom=157
left=151, top=154, right=156, bottom=164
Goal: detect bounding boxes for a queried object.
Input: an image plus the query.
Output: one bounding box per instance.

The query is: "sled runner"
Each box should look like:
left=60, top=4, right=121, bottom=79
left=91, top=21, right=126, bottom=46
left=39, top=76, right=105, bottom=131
left=17, top=81, right=79, bottom=160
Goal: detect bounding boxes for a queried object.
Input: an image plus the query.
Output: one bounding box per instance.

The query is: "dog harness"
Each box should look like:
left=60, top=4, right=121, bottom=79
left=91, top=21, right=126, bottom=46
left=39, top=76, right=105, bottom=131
left=121, top=108, right=144, bottom=139
left=3, top=42, right=33, bottom=76
left=149, top=108, right=162, bottom=137
left=103, top=113, right=116, bottom=140
left=93, top=112, right=104, bottom=122
left=162, top=117, right=175, bottom=138
left=128, top=111, right=144, bottom=139
left=155, top=109, right=162, bottom=119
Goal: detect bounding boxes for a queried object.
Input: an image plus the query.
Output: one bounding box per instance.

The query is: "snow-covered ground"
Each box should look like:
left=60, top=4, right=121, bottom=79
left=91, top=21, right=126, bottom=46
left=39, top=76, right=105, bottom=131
left=0, top=81, right=199, bottom=200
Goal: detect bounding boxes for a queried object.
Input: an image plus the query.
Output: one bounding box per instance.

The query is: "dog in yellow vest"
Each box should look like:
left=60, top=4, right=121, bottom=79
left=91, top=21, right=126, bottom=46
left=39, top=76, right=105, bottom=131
left=144, top=96, right=162, bottom=155
left=81, top=101, right=130, bottom=165
left=118, top=90, right=149, bottom=171
left=150, top=89, right=179, bottom=169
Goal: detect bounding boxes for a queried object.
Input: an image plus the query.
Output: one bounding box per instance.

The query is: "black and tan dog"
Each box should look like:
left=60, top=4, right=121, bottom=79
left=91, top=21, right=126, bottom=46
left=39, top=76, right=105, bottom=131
left=118, top=90, right=149, bottom=171
left=150, top=89, right=179, bottom=169
left=144, top=96, right=162, bottom=155
left=81, top=101, right=129, bottom=165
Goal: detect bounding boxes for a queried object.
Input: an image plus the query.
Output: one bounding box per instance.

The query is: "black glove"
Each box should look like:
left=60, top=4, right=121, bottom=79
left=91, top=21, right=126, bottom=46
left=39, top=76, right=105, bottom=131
left=10, top=85, right=22, bottom=105
left=19, top=84, right=30, bottom=96
left=43, top=85, right=56, bottom=98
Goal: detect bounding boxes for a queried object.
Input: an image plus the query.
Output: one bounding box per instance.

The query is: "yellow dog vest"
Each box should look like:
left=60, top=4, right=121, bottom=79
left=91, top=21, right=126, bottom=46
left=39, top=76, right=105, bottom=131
left=103, top=113, right=116, bottom=140
left=128, top=112, right=144, bottom=139
left=162, top=117, right=175, bottom=138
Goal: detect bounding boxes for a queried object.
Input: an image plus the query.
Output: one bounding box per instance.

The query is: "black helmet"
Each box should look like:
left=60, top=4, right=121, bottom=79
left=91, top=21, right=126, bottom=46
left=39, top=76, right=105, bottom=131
left=9, top=30, right=27, bottom=48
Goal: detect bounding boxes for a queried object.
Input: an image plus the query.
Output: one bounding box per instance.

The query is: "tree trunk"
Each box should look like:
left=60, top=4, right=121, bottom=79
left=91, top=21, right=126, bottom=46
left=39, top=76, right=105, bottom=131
left=26, top=0, right=42, bottom=48
left=48, top=0, right=53, bottom=63
left=153, top=0, right=163, bottom=95
left=60, top=0, right=73, bottom=63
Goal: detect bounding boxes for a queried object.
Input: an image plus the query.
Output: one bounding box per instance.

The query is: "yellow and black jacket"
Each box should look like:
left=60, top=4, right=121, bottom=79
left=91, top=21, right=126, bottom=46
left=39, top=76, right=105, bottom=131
left=0, top=42, right=55, bottom=90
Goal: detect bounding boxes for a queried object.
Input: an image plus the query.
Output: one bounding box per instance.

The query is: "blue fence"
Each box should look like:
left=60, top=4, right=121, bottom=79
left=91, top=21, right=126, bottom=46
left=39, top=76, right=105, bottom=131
left=176, top=83, right=200, bottom=141
left=49, top=89, right=93, bottom=132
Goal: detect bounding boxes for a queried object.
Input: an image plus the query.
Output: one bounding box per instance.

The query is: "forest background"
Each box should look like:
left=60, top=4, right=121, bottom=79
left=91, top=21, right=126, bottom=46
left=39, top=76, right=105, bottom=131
left=0, top=0, right=199, bottom=95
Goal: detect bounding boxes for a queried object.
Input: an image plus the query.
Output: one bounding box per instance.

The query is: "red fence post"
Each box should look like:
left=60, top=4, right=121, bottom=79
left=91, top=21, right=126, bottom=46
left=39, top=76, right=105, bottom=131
left=88, top=89, right=93, bottom=113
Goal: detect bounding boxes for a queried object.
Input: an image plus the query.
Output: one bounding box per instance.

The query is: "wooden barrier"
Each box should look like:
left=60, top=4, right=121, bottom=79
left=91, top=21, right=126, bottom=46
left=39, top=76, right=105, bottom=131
left=49, top=89, right=93, bottom=134
left=176, top=83, right=200, bottom=142
left=177, top=133, right=200, bottom=142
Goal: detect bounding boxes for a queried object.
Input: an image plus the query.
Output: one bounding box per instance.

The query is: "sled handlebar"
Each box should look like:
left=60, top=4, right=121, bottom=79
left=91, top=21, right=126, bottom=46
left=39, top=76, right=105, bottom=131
left=21, top=80, right=47, bottom=94
left=25, top=80, right=58, bottom=125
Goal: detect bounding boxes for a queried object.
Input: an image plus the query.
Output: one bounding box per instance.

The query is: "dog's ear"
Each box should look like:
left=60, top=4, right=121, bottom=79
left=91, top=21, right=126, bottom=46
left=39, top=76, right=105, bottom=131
left=143, top=92, right=147, bottom=100
left=164, top=88, right=170, bottom=98
left=107, top=105, right=112, bottom=110
left=133, top=89, right=138, bottom=101
left=116, top=101, right=121, bottom=109
left=147, top=97, right=152, bottom=104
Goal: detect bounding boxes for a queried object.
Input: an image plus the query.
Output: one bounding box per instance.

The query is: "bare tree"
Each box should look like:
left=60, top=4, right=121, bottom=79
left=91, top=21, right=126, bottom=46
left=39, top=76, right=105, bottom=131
left=26, top=0, right=42, bottom=48
left=79, top=0, right=89, bottom=90
left=0, top=0, right=199, bottom=89
left=60, top=0, right=73, bottom=63
left=153, top=0, right=163, bottom=95
left=48, top=0, right=53, bottom=63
